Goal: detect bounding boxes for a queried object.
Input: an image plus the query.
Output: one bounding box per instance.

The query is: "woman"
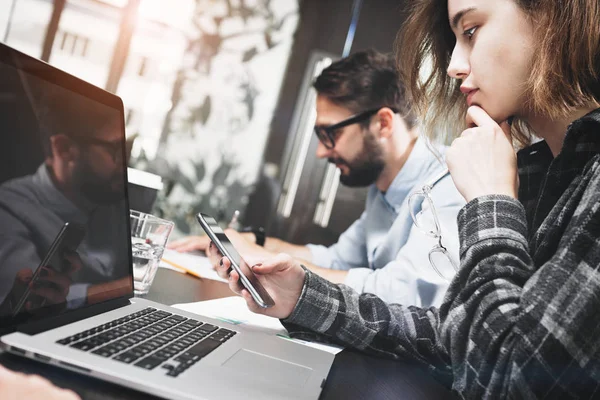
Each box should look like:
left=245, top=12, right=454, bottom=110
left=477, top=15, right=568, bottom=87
left=210, top=0, right=600, bottom=397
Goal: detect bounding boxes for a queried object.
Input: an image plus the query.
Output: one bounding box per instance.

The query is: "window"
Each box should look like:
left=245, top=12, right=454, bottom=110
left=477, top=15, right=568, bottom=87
left=58, top=30, right=90, bottom=57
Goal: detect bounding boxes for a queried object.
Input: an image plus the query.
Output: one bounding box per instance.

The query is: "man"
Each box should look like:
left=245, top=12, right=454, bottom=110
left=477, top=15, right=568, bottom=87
left=0, top=76, right=131, bottom=315
left=170, top=49, right=464, bottom=305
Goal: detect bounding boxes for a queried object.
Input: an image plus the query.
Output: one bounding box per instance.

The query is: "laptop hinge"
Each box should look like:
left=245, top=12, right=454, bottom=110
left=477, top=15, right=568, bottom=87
left=16, top=296, right=131, bottom=335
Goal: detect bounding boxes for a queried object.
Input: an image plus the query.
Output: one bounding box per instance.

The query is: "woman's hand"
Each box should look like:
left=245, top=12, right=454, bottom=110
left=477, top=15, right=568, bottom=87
left=206, top=229, right=274, bottom=268
left=216, top=254, right=306, bottom=320
left=446, top=106, right=519, bottom=202
left=0, top=365, right=80, bottom=400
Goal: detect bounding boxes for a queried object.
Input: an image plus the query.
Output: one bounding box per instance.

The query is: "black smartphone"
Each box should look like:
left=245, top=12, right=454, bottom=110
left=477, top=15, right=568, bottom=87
left=196, top=213, right=275, bottom=308
left=12, top=222, right=85, bottom=316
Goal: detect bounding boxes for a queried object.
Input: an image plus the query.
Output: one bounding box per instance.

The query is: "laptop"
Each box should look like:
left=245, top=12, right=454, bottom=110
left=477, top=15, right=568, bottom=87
left=0, top=42, right=334, bottom=400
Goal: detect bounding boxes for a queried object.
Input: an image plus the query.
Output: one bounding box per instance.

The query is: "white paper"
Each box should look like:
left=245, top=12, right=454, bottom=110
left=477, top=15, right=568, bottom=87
left=160, top=249, right=227, bottom=283
left=173, top=296, right=344, bottom=355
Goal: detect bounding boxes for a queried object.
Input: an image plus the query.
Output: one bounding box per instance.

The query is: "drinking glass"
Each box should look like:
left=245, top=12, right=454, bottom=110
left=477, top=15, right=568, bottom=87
left=130, top=210, right=174, bottom=295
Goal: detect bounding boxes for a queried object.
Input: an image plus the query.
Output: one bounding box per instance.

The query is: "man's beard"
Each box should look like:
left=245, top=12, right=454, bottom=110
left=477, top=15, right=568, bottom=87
left=329, top=132, right=385, bottom=188
left=72, top=161, right=125, bottom=205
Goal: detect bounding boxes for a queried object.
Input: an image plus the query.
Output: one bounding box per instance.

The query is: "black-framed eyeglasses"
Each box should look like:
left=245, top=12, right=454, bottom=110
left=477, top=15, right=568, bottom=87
left=314, top=107, right=398, bottom=149
left=69, top=136, right=123, bottom=163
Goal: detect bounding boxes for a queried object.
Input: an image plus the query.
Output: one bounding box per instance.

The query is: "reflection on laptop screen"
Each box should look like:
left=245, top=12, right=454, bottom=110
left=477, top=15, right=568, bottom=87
left=0, top=44, right=132, bottom=330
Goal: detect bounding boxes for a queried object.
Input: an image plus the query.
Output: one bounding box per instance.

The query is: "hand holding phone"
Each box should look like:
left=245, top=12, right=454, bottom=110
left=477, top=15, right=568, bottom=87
left=10, top=223, right=85, bottom=316
left=196, top=213, right=275, bottom=308
left=217, top=254, right=306, bottom=320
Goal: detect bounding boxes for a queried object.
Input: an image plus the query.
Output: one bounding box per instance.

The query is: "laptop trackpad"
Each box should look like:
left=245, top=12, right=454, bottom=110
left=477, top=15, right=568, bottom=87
left=222, top=349, right=312, bottom=387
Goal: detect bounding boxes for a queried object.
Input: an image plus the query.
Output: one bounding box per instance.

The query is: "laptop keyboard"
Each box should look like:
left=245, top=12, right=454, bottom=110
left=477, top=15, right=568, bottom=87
left=56, top=307, right=236, bottom=377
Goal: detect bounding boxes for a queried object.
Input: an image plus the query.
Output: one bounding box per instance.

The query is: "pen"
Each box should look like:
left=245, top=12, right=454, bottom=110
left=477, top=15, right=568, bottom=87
left=228, top=210, right=240, bottom=229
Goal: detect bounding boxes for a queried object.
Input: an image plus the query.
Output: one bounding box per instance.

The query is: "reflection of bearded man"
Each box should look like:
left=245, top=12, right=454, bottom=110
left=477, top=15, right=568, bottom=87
left=68, top=122, right=125, bottom=206
left=71, top=155, right=125, bottom=205
left=39, top=90, right=125, bottom=207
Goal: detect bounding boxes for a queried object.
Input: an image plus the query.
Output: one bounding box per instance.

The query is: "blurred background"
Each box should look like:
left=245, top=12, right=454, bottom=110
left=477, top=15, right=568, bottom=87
left=0, top=0, right=407, bottom=246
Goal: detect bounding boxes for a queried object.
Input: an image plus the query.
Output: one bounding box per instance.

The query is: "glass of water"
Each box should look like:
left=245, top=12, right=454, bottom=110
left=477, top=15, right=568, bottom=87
left=130, top=210, right=174, bottom=296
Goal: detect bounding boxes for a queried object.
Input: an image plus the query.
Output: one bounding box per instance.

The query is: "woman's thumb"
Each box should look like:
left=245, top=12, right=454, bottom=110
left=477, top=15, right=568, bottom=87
left=250, top=262, right=271, bottom=275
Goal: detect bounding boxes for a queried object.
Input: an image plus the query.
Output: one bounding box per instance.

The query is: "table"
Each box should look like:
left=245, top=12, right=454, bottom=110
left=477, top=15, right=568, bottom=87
left=0, top=268, right=454, bottom=399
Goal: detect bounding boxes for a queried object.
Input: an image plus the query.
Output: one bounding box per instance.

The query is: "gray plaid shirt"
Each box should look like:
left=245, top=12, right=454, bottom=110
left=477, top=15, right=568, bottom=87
left=282, top=108, right=600, bottom=399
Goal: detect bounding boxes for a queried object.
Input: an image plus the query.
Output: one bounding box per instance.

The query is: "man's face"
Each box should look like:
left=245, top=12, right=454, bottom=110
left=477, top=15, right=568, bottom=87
left=71, top=119, right=125, bottom=204
left=314, top=95, right=385, bottom=187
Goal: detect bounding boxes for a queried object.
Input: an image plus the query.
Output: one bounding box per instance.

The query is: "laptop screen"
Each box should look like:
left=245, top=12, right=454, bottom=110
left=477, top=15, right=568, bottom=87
left=0, top=44, right=133, bottom=331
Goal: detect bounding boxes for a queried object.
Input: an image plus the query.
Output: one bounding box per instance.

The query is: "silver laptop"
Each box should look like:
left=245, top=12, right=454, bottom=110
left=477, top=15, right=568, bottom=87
left=0, top=43, right=333, bottom=400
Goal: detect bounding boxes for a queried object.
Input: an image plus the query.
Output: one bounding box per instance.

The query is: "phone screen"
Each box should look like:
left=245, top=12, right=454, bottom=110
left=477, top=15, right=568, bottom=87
left=196, top=213, right=274, bottom=308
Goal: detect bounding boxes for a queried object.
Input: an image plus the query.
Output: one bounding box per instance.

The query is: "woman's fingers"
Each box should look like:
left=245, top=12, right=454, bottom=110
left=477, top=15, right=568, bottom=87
left=206, top=242, right=224, bottom=266
left=466, top=105, right=497, bottom=128
left=253, top=253, right=294, bottom=275
left=227, top=270, right=244, bottom=295
left=215, top=256, right=231, bottom=279
left=240, top=289, right=263, bottom=314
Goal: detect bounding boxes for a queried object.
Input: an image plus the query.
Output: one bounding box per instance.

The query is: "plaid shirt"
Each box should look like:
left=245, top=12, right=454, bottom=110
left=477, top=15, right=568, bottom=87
left=282, top=108, right=600, bottom=399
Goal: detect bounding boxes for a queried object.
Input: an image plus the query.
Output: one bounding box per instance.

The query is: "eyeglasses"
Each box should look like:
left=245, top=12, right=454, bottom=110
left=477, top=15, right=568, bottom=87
left=314, top=107, right=398, bottom=149
left=408, top=168, right=459, bottom=280
left=70, top=136, right=123, bottom=163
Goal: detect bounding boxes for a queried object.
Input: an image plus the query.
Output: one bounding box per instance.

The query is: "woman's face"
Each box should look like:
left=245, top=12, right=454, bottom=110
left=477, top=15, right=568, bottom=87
left=446, top=0, right=536, bottom=124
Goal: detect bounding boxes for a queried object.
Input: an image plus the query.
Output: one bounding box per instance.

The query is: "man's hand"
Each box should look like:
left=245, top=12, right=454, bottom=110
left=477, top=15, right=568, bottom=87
left=168, top=232, right=257, bottom=254
left=28, top=251, right=81, bottom=310
left=0, top=365, right=80, bottom=400
left=0, top=269, right=33, bottom=314
left=167, top=235, right=211, bottom=253
left=446, top=106, right=519, bottom=202
left=0, top=252, right=82, bottom=314
left=215, top=253, right=306, bottom=319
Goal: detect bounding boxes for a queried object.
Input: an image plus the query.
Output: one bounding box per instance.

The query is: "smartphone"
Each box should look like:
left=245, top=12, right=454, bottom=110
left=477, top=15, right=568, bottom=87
left=196, top=213, right=275, bottom=308
left=12, top=222, right=85, bottom=316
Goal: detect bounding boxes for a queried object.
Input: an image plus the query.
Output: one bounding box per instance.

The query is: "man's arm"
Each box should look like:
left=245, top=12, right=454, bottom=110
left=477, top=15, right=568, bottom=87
left=340, top=190, right=462, bottom=305
left=284, top=210, right=371, bottom=282
left=170, top=207, right=369, bottom=267
left=262, top=237, right=312, bottom=262
left=0, top=234, right=40, bottom=306
left=305, top=211, right=369, bottom=270
left=268, top=211, right=368, bottom=273
left=168, top=231, right=314, bottom=261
